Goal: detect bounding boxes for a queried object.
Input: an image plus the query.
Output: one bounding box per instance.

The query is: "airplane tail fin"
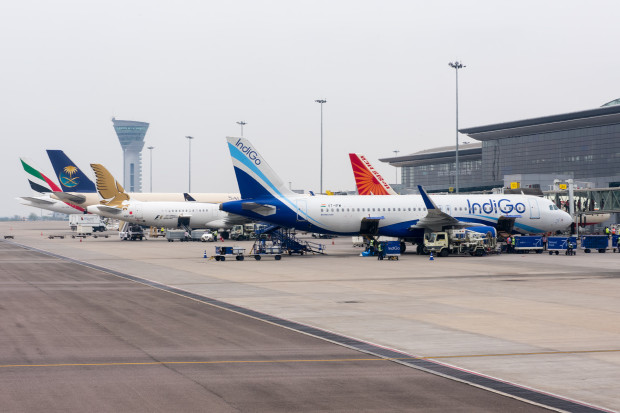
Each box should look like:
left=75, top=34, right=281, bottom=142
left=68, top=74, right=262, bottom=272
left=90, top=164, right=130, bottom=206
left=47, top=150, right=97, bottom=193
left=20, top=157, right=62, bottom=193
left=349, top=153, right=397, bottom=195
left=226, top=137, right=296, bottom=200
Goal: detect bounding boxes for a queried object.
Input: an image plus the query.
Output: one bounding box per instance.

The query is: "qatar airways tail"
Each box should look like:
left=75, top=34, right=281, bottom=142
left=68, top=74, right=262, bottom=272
left=349, top=153, right=397, bottom=195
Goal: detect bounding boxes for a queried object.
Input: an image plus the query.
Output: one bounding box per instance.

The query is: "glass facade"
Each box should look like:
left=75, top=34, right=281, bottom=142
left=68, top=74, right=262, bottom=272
left=402, top=158, right=484, bottom=191
left=482, top=124, right=620, bottom=183
left=112, top=119, right=149, bottom=193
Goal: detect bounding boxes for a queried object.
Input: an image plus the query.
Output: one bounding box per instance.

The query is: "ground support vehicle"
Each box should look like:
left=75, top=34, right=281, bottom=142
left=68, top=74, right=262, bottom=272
left=201, top=231, right=216, bottom=242
left=119, top=224, right=144, bottom=241
left=69, top=214, right=106, bottom=232
left=424, top=229, right=495, bottom=257
left=149, top=227, right=166, bottom=238
left=580, top=235, right=609, bottom=253
left=547, top=236, right=577, bottom=255
left=250, top=238, right=283, bottom=260
left=48, top=235, right=66, bottom=239
left=513, top=236, right=544, bottom=254
left=213, top=246, right=246, bottom=261
left=165, top=229, right=187, bottom=242
left=189, top=230, right=208, bottom=242
left=230, top=223, right=266, bottom=241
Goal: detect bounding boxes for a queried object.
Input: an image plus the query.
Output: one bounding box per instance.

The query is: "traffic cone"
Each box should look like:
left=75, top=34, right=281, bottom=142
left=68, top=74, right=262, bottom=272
left=41, top=232, right=43, bottom=236
left=203, top=250, right=207, bottom=258
left=80, top=238, right=82, bottom=243
left=332, top=240, right=335, bottom=245
left=429, top=251, right=434, bottom=261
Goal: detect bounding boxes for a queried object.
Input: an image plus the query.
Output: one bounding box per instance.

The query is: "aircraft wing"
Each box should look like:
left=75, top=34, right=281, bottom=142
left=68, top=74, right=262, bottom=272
left=410, top=185, right=463, bottom=232
left=241, top=202, right=277, bottom=216
left=52, top=191, right=86, bottom=204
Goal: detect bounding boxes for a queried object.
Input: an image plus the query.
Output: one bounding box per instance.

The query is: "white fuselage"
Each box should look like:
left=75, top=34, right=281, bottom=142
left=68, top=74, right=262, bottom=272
left=88, top=200, right=245, bottom=230
left=226, top=193, right=572, bottom=236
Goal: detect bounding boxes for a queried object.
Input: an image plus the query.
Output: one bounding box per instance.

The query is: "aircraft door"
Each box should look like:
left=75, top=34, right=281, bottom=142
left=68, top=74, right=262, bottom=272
left=528, top=198, right=540, bottom=219
left=133, top=205, right=143, bottom=219
left=296, top=200, right=307, bottom=222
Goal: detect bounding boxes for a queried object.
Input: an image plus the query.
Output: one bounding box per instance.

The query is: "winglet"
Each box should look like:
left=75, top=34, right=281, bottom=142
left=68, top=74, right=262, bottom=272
left=418, top=185, right=438, bottom=210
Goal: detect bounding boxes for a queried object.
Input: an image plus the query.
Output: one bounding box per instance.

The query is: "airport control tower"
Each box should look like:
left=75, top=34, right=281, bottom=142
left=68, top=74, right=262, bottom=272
left=112, top=118, right=149, bottom=193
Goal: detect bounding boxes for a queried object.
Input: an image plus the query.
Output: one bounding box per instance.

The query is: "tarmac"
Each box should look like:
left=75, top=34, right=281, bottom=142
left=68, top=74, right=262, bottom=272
left=2, top=221, right=620, bottom=412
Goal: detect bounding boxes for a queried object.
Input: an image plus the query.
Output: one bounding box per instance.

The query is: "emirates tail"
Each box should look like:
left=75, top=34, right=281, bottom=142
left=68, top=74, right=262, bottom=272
left=349, top=154, right=397, bottom=195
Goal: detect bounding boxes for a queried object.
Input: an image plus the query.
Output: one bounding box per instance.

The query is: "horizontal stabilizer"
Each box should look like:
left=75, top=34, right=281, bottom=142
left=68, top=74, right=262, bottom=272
left=241, top=202, right=277, bottom=216
left=52, top=191, right=86, bottom=204
left=19, top=196, right=55, bottom=205
left=91, top=205, right=122, bottom=215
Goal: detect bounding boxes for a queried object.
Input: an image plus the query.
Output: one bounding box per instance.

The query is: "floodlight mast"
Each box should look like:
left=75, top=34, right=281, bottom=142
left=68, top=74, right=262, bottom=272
left=315, top=99, right=327, bottom=193
left=448, top=61, right=466, bottom=193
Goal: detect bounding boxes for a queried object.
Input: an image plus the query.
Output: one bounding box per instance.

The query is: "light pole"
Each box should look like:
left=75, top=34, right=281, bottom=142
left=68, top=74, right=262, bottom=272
left=236, top=121, right=247, bottom=137
left=185, top=136, right=194, bottom=192
left=147, top=146, right=154, bottom=192
left=315, top=99, right=327, bottom=193
left=393, top=150, right=400, bottom=185
left=448, top=60, right=465, bottom=193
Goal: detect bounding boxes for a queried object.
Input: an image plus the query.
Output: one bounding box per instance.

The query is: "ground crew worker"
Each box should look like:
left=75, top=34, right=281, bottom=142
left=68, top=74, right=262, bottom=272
left=377, top=242, right=384, bottom=260
left=511, top=236, right=516, bottom=253
left=566, top=239, right=574, bottom=256
left=369, top=239, right=375, bottom=255
left=505, top=236, right=511, bottom=253
left=605, top=227, right=610, bottom=238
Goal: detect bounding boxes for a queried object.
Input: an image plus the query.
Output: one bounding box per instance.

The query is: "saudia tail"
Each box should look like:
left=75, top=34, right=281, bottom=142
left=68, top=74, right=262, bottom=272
left=47, top=150, right=96, bottom=193
left=349, top=153, right=397, bottom=195
left=226, top=137, right=296, bottom=200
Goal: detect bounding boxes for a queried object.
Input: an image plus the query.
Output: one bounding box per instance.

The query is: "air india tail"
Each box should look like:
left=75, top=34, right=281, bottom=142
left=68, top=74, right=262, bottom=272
left=349, top=153, right=397, bottom=195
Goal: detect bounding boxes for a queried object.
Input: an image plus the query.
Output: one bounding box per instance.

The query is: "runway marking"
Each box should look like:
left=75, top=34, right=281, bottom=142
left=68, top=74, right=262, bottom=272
left=0, top=358, right=392, bottom=368
left=424, top=349, right=620, bottom=359
left=3, top=349, right=619, bottom=369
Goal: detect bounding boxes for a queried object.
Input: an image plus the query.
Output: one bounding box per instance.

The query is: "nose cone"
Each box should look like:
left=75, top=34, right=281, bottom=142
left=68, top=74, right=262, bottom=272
left=561, top=210, right=573, bottom=229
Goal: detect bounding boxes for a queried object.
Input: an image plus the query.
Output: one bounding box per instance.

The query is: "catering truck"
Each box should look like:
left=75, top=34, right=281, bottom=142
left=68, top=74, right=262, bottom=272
left=69, top=214, right=106, bottom=232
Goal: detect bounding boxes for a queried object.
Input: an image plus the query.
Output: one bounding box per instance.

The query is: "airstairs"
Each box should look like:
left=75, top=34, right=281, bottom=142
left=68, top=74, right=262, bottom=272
left=255, top=225, right=326, bottom=255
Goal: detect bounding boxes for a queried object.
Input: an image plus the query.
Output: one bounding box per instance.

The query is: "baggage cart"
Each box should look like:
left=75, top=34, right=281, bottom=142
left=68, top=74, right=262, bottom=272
left=166, top=229, right=187, bottom=242
left=384, top=241, right=401, bottom=260
left=513, top=236, right=543, bottom=253
left=580, top=235, right=609, bottom=253
left=547, top=236, right=577, bottom=255
left=213, top=246, right=246, bottom=261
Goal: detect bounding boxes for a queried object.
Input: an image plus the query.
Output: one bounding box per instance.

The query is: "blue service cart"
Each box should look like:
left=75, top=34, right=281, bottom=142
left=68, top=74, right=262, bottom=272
left=214, top=246, right=246, bottom=261
left=580, top=235, right=609, bottom=253
left=612, top=234, right=620, bottom=253
left=384, top=241, right=401, bottom=260
left=547, top=236, right=577, bottom=255
left=513, top=236, right=544, bottom=253
left=251, top=239, right=283, bottom=260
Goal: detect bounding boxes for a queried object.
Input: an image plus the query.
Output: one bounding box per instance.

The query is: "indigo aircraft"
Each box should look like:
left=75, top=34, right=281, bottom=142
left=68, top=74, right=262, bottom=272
left=220, top=137, right=572, bottom=252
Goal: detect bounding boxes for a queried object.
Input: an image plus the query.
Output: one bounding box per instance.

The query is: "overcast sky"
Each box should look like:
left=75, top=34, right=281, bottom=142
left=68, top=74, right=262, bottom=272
left=2, top=0, right=618, bottom=217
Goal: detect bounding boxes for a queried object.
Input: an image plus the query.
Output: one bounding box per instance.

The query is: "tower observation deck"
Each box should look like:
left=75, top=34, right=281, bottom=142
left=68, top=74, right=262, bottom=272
left=112, top=118, right=149, bottom=193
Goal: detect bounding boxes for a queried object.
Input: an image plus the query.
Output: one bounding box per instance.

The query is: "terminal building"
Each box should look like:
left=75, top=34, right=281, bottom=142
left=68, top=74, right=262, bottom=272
left=112, top=118, right=150, bottom=193
left=381, top=100, right=620, bottom=195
